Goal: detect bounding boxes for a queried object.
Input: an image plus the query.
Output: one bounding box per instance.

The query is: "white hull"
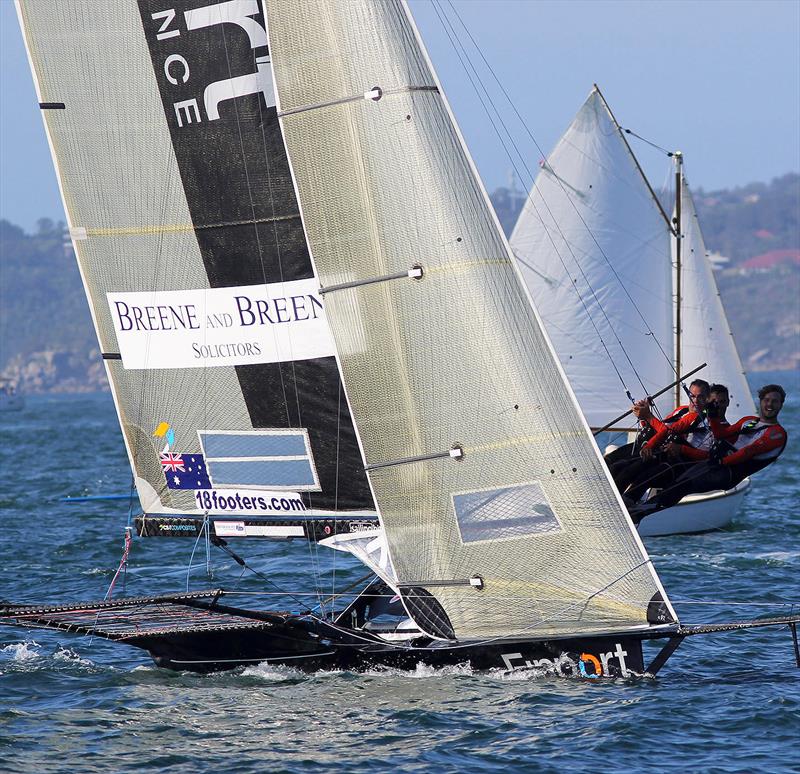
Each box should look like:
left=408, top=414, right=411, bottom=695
left=637, top=478, right=751, bottom=537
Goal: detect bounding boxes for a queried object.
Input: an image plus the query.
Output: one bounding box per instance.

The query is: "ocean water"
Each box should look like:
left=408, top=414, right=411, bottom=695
left=1, top=373, right=798, bottom=773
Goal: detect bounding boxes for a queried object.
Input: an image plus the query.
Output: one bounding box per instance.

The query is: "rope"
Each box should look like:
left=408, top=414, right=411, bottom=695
left=104, top=527, right=132, bottom=601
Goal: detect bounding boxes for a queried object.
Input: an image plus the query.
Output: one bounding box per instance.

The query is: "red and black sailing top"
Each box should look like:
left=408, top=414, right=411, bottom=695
left=709, top=416, right=788, bottom=475
left=638, top=404, right=691, bottom=440
left=643, top=409, right=727, bottom=460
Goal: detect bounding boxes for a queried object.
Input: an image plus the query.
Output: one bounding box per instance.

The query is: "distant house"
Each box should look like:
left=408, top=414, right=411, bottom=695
left=707, top=251, right=730, bottom=271
left=740, top=249, right=800, bottom=272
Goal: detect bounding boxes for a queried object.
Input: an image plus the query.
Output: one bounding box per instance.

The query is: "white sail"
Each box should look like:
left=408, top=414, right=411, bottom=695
left=510, top=88, right=676, bottom=427
left=676, top=175, right=755, bottom=415
left=267, top=1, right=674, bottom=640
left=16, top=0, right=376, bottom=521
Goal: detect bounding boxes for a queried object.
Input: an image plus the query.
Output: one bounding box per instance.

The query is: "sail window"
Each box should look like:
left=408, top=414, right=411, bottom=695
left=452, top=481, right=561, bottom=544
left=199, top=430, right=320, bottom=491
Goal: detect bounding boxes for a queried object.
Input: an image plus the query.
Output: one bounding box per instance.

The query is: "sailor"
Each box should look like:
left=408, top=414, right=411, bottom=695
left=605, top=379, right=709, bottom=485
left=603, top=379, right=710, bottom=468
left=613, top=383, right=729, bottom=504
left=629, top=384, right=788, bottom=521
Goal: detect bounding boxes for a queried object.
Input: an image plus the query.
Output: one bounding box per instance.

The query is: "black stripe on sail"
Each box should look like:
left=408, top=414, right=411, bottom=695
left=137, top=1, right=372, bottom=510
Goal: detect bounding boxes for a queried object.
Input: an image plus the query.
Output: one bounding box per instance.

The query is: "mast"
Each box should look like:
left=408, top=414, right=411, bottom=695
left=674, top=151, right=683, bottom=407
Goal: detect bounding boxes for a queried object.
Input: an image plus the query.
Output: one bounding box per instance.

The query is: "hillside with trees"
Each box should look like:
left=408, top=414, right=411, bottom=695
left=0, top=174, right=798, bottom=392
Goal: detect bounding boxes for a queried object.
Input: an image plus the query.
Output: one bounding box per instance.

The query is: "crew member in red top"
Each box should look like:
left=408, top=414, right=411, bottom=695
left=616, top=383, right=732, bottom=503
left=607, top=380, right=710, bottom=497
left=629, top=384, right=788, bottom=521
left=604, top=379, right=709, bottom=473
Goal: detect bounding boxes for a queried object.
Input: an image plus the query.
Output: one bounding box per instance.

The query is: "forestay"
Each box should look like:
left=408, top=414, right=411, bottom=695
left=17, top=0, right=375, bottom=520
left=267, top=1, right=675, bottom=640
left=675, top=176, right=754, bottom=415
left=510, top=88, right=675, bottom=427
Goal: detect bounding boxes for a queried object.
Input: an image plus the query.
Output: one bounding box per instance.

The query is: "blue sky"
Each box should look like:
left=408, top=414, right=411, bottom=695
left=1, top=0, right=798, bottom=234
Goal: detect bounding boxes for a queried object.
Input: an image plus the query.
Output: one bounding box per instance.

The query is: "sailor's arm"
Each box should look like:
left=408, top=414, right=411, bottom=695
left=710, top=415, right=754, bottom=440
left=643, top=411, right=696, bottom=452
left=722, top=425, right=787, bottom=466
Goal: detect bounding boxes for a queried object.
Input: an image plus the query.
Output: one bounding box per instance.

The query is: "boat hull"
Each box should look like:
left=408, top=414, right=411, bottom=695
left=637, top=478, right=750, bottom=537
left=132, top=622, right=647, bottom=677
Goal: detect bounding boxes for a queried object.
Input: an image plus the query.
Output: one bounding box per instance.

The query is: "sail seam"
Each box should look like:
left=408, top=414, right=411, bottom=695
left=76, top=214, right=301, bottom=238
left=278, top=85, right=438, bottom=118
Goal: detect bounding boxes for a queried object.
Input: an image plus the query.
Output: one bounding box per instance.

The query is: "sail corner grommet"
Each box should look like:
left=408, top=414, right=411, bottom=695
left=364, top=86, right=383, bottom=101
left=408, top=264, right=423, bottom=280
left=449, top=445, right=464, bottom=460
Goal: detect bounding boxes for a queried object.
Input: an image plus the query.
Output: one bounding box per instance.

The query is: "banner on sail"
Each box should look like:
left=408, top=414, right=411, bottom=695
left=107, top=279, right=334, bottom=369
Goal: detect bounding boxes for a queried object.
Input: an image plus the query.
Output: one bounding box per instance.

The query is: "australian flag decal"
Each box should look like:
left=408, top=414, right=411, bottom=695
left=160, top=453, right=211, bottom=490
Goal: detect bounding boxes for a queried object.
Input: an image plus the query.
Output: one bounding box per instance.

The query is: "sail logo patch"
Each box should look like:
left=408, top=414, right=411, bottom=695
left=452, top=481, right=562, bottom=544
left=107, top=280, right=335, bottom=369
left=144, top=0, right=274, bottom=129
left=194, top=489, right=306, bottom=515
left=161, top=453, right=211, bottom=489
left=199, top=429, right=321, bottom=491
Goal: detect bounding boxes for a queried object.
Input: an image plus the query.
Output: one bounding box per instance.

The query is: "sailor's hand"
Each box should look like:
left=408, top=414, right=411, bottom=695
left=632, top=400, right=652, bottom=420
left=640, top=445, right=654, bottom=461
left=664, top=442, right=683, bottom=460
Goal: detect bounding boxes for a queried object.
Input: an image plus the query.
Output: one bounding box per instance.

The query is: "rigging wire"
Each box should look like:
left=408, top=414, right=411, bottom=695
left=439, top=0, right=678, bottom=400
left=211, top=537, right=327, bottom=613
left=623, top=128, right=674, bottom=158
left=431, top=2, right=647, bottom=400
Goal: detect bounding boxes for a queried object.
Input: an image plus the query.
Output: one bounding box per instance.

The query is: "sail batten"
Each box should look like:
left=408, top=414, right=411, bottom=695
left=267, top=0, right=673, bottom=640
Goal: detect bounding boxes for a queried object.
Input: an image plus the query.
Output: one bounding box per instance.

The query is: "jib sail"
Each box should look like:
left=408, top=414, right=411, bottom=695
left=267, top=1, right=676, bottom=640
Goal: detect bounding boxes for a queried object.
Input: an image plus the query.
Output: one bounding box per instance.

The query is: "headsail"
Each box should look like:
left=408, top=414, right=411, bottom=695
left=266, top=1, right=675, bottom=640
left=16, top=0, right=374, bottom=520
left=510, top=88, right=676, bottom=426
left=675, top=175, right=754, bottom=414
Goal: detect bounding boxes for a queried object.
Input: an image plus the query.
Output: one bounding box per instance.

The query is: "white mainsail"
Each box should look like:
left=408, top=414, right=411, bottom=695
left=676, top=174, right=755, bottom=415
left=511, top=88, right=753, bottom=426
left=509, top=88, right=676, bottom=428
left=267, top=1, right=674, bottom=640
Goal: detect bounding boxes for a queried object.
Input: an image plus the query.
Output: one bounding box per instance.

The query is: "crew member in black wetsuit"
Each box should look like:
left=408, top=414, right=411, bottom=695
left=629, top=384, right=788, bottom=521
left=605, top=379, right=710, bottom=486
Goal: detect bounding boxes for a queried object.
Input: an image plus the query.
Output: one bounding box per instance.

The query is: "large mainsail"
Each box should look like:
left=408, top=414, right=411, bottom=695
left=17, top=0, right=374, bottom=519
left=267, top=1, right=674, bottom=640
left=510, top=88, right=676, bottom=427
left=676, top=175, right=754, bottom=415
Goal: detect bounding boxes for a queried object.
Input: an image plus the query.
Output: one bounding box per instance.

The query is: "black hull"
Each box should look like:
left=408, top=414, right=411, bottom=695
left=129, top=617, right=647, bottom=677
left=5, top=590, right=798, bottom=676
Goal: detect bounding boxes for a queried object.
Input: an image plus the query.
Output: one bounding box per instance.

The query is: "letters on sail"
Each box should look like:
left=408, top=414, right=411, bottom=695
left=107, top=280, right=334, bottom=369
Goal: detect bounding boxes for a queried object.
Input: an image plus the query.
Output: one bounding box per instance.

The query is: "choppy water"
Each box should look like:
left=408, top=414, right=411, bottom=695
left=1, top=373, right=798, bottom=773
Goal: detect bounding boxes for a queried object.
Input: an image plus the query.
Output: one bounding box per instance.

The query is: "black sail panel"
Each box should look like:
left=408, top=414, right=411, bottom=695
left=137, top=0, right=371, bottom=511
